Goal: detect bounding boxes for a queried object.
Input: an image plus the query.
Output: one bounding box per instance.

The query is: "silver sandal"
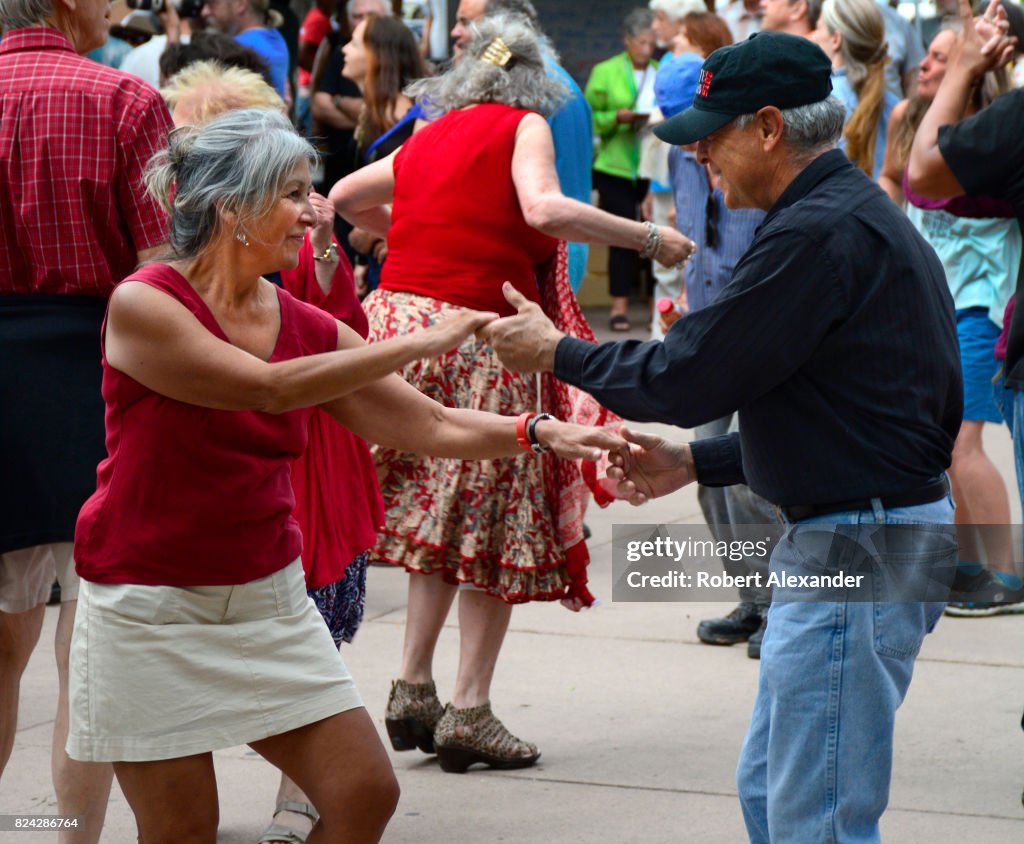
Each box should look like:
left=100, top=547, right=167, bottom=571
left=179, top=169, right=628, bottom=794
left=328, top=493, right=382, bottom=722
left=256, top=800, right=319, bottom=844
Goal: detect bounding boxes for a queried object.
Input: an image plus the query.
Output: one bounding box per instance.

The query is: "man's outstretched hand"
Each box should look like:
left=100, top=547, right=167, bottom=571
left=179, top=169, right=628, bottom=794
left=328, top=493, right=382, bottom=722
left=605, top=426, right=696, bottom=505
left=477, top=282, right=565, bottom=374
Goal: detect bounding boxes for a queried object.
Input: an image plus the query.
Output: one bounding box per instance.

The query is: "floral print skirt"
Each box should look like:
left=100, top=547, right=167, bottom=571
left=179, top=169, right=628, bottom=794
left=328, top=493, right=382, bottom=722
left=364, top=289, right=571, bottom=603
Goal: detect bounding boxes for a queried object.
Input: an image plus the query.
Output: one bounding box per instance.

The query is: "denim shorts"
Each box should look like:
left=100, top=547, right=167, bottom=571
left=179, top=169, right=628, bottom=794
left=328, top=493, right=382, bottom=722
left=956, top=307, right=1002, bottom=423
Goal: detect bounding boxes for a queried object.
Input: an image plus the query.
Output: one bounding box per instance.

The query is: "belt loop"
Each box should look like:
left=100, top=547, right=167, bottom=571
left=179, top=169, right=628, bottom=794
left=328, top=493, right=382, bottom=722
left=870, top=497, right=885, bottom=524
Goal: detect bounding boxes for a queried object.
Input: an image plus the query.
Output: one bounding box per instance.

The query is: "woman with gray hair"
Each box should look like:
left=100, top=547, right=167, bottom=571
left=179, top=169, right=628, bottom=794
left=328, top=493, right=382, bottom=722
left=64, top=107, right=626, bottom=841
left=331, top=13, right=691, bottom=775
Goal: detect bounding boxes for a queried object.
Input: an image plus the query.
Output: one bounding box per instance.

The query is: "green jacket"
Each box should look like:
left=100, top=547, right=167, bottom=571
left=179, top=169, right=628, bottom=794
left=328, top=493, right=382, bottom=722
left=584, top=51, right=657, bottom=182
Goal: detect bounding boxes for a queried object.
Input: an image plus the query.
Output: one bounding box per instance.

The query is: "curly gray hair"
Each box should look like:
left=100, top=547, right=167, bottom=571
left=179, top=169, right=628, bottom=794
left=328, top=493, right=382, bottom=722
left=484, top=0, right=540, bottom=27
left=407, top=13, right=568, bottom=117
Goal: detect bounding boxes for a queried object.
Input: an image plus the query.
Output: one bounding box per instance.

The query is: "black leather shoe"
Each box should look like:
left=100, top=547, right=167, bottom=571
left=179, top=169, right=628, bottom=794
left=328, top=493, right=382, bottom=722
left=747, top=615, right=767, bottom=659
left=697, top=602, right=762, bottom=645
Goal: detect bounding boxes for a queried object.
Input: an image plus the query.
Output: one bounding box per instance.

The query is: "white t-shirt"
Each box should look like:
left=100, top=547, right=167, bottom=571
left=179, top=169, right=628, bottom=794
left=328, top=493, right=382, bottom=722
left=119, top=34, right=191, bottom=90
left=634, top=65, right=657, bottom=115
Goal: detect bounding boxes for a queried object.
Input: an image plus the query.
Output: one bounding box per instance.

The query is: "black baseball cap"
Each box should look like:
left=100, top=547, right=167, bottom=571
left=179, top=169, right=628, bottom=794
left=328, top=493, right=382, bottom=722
left=654, top=32, right=833, bottom=146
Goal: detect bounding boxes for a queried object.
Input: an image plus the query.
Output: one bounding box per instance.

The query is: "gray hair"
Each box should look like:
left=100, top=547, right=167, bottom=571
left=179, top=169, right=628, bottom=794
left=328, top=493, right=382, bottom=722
left=145, top=108, right=316, bottom=260
left=623, top=7, right=654, bottom=37
left=346, top=0, right=391, bottom=19
left=484, top=0, right=540, bottom=28
left=0, top=0, right=52, bottom=29
left=408, top=14, right=567, bottom=117
left=733, top=96, right=845, bottom=158
left=649, top=0, right=708, bottom=21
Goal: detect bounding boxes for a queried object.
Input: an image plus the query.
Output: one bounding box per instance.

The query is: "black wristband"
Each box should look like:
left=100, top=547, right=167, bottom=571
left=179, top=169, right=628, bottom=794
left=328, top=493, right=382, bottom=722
left=526, top=412, right=554, bottom=454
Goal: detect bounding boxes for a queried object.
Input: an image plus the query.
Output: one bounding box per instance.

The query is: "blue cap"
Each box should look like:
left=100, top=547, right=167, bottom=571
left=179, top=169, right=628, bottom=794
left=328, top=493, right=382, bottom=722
left=654, top=52, right=705, bottom=120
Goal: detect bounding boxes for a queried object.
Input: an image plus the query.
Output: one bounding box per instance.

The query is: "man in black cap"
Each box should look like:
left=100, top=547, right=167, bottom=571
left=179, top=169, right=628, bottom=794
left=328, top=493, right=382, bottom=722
left=482, top=32, right=962, bottom=842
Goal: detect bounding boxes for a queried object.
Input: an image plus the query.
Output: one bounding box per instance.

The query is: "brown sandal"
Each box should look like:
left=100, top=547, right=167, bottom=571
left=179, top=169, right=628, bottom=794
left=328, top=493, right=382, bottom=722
left=433, top=702, right=540, bottom=774
left=384, top=679, right=445, bottom=754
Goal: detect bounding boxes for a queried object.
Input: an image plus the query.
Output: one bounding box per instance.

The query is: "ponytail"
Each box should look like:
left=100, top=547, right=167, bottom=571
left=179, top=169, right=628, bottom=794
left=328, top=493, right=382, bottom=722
left=843, top=58, right=886, bottom=175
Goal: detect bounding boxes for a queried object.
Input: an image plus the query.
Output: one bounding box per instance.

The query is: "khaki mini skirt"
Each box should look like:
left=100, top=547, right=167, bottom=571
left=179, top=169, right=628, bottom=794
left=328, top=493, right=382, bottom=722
left=67, top=559, right=363, bottom=762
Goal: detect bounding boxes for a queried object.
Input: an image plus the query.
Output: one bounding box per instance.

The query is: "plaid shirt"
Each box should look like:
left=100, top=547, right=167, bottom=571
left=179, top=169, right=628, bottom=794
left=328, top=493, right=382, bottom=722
left=0, top=28, right=172, bottom=297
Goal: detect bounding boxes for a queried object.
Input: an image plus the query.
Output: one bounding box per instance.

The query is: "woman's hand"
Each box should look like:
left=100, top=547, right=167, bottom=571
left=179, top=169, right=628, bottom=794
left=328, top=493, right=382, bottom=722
left=605, top=426, right=695, bottom=505
left=308, top=191, right=336, bottom=257
left=654, top=227, right=697, bottom=269
left=414, top=309, right=500, bottom=359
left=954, top=0, right=1016, bottom=78
left=352, top=264, right=369, bottom=298
left=348, top=226, right=380, bottom=256
left=532, top=419, right=629, bottom=463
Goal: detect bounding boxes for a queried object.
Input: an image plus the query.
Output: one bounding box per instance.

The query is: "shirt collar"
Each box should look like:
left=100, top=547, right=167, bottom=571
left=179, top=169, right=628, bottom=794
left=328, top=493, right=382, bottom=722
left=0, top=26, right=77, bottom=57
left=765, top=149, right=851, bottom=222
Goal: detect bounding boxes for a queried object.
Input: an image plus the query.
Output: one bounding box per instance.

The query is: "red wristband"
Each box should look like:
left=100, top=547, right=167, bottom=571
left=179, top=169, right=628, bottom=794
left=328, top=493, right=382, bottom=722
left=516, top=412, right=536, bottom=453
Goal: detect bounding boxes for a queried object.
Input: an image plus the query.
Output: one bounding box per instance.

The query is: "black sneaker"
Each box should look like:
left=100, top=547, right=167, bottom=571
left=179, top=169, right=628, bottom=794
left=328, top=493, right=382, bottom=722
left=747, top=616, right=767, bottom=659
left=697, top=602, right=763, bottom=645
left=945, top=569, right=1024, bottom=618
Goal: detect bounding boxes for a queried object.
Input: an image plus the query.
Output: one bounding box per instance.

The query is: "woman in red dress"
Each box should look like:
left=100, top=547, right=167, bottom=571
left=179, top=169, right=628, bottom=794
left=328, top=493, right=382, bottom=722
left=331, top=14, right=693, bottom=773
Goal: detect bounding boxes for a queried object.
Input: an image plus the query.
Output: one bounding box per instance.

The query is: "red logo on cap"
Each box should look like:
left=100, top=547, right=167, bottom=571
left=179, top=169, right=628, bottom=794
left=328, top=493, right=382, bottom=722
left=697, top=69, right=713, bottom=98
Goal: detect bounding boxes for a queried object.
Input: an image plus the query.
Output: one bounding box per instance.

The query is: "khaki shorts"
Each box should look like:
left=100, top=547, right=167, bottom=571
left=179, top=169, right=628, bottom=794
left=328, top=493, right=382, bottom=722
left=0, top=542, right=78, bottom=613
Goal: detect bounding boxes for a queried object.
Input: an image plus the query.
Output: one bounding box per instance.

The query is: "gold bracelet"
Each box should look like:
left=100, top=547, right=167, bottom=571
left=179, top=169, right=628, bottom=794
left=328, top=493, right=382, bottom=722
left=314, top=242, right=339, bottom=263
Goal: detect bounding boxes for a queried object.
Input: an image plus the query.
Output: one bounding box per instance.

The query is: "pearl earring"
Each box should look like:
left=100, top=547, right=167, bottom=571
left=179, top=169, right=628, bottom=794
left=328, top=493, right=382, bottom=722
left=235, top=230, right=249, bottom=247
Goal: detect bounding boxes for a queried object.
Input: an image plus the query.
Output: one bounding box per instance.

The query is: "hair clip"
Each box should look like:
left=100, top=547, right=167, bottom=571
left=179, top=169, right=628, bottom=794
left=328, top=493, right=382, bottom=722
left=480, top=36, right=513, bottom=68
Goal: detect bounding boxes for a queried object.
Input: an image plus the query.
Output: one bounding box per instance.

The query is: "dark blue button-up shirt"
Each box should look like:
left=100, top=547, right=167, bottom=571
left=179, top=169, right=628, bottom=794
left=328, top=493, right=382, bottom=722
left=555, top=150, right=962, bottom=506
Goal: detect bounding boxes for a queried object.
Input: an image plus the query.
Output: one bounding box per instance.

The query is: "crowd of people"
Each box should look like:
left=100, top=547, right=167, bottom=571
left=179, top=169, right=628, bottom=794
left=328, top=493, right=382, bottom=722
left=1, top=0, right=1023, bottom=841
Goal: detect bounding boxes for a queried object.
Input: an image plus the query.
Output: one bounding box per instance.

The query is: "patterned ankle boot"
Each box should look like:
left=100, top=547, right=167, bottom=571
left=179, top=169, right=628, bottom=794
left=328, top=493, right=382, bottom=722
left=433, top=702, right=540, bottom=773
left=384, top=679, right=445, bottom=754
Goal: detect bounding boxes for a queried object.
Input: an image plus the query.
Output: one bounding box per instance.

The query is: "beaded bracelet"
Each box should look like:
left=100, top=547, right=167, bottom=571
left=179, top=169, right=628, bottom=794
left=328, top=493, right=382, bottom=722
left=638, top=221, right=662, bottom=260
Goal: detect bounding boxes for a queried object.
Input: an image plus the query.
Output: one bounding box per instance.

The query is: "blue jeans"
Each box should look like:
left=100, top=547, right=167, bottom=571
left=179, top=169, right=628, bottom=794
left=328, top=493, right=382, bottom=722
left=737, top=493, right=955, bottom=844
left=992, top=369, right=1024, bottom=514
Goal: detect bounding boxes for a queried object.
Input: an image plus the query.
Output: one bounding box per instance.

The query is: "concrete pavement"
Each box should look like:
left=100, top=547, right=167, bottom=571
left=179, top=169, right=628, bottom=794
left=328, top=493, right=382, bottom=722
left=4, top=306, right=1024, bottom=843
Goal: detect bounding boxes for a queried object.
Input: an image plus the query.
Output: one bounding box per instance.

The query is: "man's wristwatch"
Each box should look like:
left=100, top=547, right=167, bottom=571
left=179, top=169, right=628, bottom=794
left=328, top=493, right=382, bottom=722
left=314, top=242, right=339, bottom=263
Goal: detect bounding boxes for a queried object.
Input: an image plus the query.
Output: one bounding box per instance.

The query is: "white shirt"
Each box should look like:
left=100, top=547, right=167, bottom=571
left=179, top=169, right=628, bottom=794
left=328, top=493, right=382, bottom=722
left=119, top=34, right=191, bottom=90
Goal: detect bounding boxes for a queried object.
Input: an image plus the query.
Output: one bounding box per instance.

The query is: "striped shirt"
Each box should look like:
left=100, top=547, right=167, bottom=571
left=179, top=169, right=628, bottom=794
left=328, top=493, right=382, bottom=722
left=667, top=146, right=763, bottom=313
left=0, top=27, right=172, bottom=297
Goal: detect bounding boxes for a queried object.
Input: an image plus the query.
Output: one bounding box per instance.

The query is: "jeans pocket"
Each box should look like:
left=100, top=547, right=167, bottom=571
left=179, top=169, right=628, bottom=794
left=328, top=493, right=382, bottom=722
left=871, top=523, right=955, bottom=657
left=873, top=600, right=942, bottom=659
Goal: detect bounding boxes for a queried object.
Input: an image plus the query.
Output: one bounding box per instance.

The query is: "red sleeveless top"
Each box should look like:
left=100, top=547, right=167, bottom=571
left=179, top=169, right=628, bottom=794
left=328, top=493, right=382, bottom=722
left=380, top=103, right=558, bottom=317
left=74, top=263, right=339, bottom=586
